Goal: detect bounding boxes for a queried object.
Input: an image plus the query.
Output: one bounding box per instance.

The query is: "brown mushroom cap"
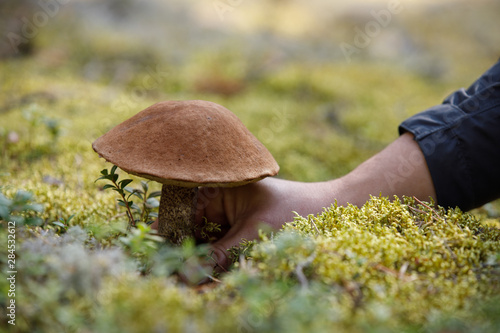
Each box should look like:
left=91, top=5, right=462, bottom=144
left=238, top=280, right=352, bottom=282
left=92, top=100, right=279, bottom=187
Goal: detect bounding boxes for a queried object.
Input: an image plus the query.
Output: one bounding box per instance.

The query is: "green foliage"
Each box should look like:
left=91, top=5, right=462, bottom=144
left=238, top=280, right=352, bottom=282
left=1, top=104, right=64, bottom=161
left=149, top=239, right=217, bottom=284
left=96, top=166, right=160, bottom=230
left=50, top=214, right=74, bottom=233
left=0, top=226, right=134, bottom=333
left=198, top=216, right=223, bottom=242
left=3, top=197, right=493, bottom=333
left=118, top=222, right=163, bottom=273
left=0, top=189, right=44, bottom=226
left=228, top=237, right=257, bottom=265
left=22, top=104, right=61, bottom=141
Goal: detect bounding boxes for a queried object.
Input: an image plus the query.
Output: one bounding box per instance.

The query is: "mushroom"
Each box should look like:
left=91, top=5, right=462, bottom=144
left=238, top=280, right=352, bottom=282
left=92, top=100, right=279, bottom=245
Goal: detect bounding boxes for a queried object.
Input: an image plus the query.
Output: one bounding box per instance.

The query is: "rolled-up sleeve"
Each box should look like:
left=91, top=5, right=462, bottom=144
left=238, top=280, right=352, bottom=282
left=399, top=59, right=500, bottom=211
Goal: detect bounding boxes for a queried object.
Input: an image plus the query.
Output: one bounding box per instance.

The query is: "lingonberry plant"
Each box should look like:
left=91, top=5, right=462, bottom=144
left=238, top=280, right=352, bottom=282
left=96, top=165, right=160, bottom=230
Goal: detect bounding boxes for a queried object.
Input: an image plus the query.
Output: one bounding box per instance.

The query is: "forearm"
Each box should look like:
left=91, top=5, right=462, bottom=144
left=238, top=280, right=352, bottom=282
left=248, top=132, right=436, bottom=221
left=328, top=132, right=436, bottom=207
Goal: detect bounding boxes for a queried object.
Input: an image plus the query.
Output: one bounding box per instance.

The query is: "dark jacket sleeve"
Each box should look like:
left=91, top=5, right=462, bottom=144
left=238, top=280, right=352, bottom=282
left=399, top=59, right=500, bottom=211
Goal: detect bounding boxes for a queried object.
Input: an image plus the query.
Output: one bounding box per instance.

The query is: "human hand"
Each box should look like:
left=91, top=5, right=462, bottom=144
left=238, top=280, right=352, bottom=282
left=193, top=177, right=337, bottom=271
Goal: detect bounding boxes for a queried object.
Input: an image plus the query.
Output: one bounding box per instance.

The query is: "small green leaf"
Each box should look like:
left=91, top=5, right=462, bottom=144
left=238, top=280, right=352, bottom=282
left=111, top=188, right=124, bottom=196
left=0, top=205, right=10, bottom=219
left=119, top=179, right=133, bottom=189
left=0, top=194, right=13, bottom=207
left=145, top=198, right=160, bottom=208
left=66, top=214, right=75, bottom=224
left=100, top=168, right=109, bottom=176
left=148, top=191, right=162, bottom=199
left=118, top=236, right=130, bottom=246
left=96, top=174, right=114, bottom=182
left=25, top=217, right=43, bottom=226
left=15, top=190, right=33, bottom=202
left=52, top=221, right=66, bottom=228
left=26, top=203, right=44, bottom=213
left=125, top=187, right=143, bottom=200
left=95, top=175, right=106, bottom=182
left=148, top=212, right=158, bottom=218
left=132, top=192, right=144, bottom=200
left=102, top=184, right=115, bottom=190
left=123, top=186, right=135, bottom=193
left=110, top=165, right=118, bottom=175
left=141, top=181, right=149, bottom=192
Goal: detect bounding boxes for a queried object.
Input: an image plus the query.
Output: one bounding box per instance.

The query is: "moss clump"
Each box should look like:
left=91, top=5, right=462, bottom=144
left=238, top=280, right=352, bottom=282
left=246, top=197, right=500, bottom=326
left=5, top=196, right=499, bottom=332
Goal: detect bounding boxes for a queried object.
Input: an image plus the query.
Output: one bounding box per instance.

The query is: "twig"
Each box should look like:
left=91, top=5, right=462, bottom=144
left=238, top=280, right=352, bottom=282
left=428, top=229, right=458, bottom=261
left=373, top=263, right=418, bottom=282
left=309, top=215, right=321, bottom=236
left=398, top=261, right=409, bottom=280
left=205, top=274, right=222, bottom=283
left=295, top=252, right=317, bottom=292
left=413, top=197, right=439, bottom=215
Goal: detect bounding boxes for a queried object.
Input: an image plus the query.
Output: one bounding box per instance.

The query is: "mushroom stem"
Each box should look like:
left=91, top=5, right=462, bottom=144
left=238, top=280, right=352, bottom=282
left=157, top=184, right=198, bottom=245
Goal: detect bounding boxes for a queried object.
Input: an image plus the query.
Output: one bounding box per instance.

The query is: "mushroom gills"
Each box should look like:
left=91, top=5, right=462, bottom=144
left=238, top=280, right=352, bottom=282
left=157, top=184, right=199, bottom=245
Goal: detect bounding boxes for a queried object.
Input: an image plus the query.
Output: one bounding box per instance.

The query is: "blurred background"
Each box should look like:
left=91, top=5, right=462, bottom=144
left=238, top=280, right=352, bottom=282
left=1, top=0, right=499, bottom=184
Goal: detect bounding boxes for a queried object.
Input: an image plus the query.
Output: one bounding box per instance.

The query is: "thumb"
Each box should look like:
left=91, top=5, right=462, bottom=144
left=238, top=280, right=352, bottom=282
left=208, top=242, right=233, bottom=273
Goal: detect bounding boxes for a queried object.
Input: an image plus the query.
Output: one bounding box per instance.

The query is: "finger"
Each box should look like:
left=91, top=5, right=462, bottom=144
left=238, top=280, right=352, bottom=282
left=208, top=215, right=263, bottom=271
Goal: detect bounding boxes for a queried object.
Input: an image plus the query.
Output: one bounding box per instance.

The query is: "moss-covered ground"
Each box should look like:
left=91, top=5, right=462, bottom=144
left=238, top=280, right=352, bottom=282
left=1, top=0, right=500, bottom=332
